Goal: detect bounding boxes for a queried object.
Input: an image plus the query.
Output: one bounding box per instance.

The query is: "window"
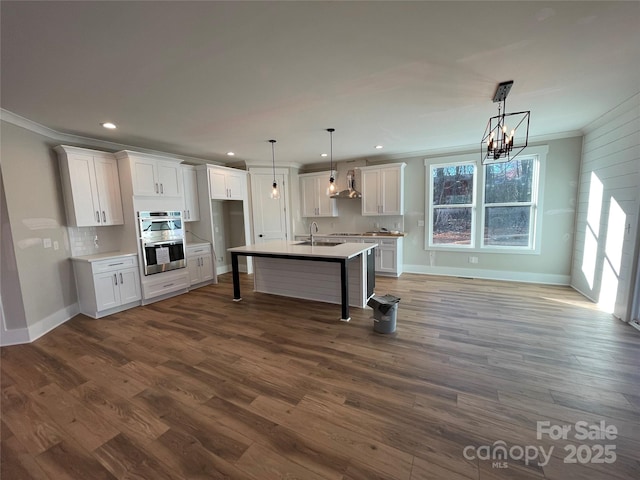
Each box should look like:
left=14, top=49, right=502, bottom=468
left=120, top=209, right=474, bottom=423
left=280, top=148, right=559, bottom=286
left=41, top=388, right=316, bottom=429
left=483, top=157, right=538, bottom=248
left=429, top=162, right=476, bottom=247
left=425, top=147, right=545, bottom=253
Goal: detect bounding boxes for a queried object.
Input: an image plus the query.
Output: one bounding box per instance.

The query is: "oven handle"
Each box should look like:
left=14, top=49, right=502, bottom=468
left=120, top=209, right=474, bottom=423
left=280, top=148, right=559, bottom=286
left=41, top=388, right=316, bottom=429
left=142, top=240, right=184, bottom=247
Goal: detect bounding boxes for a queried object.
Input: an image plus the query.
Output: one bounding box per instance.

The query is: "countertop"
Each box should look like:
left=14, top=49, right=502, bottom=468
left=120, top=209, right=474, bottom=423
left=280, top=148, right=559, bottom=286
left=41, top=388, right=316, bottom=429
left=296, top=232, right=406, bottom=238
left=228, top=240, right=377, bottom=259
left=71, top=251, right=137, bottom=262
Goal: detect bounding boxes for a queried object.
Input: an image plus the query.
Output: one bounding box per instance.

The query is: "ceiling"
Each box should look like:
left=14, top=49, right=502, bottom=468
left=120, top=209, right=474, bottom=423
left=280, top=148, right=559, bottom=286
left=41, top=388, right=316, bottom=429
left=2, top=1, right=639, bottom=166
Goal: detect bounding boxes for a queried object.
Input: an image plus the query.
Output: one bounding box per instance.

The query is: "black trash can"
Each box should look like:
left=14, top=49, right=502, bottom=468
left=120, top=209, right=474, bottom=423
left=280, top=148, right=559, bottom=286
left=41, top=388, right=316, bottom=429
left=367, top=294, right=400, bottom=333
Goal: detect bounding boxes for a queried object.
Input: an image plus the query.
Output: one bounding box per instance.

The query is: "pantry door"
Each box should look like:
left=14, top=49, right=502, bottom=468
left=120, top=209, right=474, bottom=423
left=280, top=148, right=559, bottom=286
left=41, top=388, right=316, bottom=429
left=250, top=172, right=289, bottom=244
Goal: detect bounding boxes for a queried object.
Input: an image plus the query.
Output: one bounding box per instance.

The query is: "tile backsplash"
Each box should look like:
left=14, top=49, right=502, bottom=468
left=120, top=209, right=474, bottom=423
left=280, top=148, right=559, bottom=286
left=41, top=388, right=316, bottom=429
left=68, top=225, right=124, bottom=257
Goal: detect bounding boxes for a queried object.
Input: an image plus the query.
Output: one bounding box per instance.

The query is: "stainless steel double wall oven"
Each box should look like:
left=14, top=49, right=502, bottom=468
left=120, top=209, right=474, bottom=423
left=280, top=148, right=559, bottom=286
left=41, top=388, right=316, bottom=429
left=138, top=211, right=186, bottom=275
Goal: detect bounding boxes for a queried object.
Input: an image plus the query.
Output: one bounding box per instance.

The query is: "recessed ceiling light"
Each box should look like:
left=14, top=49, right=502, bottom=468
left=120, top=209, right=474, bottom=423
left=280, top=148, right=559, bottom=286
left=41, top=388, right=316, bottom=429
left=227, top=152, right=235, bottom=156
left=321, top=153, right=328, bottom=157
left=375, top=145, right=383, bottom=149
left=101, top=122, right=117, bottom=129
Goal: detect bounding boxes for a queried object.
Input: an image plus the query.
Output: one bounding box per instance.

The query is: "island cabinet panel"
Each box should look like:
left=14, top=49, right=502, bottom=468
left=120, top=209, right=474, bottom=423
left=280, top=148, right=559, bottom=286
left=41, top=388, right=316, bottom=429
left=253, top=255, right=367, bottom=308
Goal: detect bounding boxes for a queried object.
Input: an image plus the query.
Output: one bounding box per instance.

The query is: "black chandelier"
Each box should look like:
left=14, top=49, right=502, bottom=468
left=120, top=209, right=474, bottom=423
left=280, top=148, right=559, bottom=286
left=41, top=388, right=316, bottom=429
left=481, top=80, right=530, bottom=165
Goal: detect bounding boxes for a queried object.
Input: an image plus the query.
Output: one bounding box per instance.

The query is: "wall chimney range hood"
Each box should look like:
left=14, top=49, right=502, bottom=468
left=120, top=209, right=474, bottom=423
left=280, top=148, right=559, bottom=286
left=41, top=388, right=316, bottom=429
left=330, top=170, right=362, bottom=199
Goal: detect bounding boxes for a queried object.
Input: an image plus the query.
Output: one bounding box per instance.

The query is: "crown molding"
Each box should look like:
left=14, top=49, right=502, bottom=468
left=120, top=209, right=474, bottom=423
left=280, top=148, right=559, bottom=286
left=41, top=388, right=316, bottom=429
left=0, top=108, right=222, bottom=165
left=243, top=159, right=302, bottom=169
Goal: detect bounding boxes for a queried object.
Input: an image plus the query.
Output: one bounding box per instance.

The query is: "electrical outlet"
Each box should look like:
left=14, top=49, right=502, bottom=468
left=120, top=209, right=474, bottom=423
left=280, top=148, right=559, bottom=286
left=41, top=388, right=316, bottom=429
left=418, top=220, right=425, bottom=227
left=394, top=222, right=400, bottom=229
left=94, top=235, right=99, bottom=248
left=53, top=241, right=59, bottom=250
left=374, top=222, right=380, bottom=229
left=469, top=256, right=479, bottom=264
left=43, top=238, right=52, bottom=248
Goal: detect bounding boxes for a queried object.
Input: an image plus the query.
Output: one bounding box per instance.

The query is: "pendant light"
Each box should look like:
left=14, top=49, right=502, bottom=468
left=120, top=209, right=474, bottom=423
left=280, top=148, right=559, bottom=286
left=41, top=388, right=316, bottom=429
left=269, top=139, right=280, bottom=199
left=481, top=80, right=530, bottom=165
left=326, top=128, right=336, bottom=196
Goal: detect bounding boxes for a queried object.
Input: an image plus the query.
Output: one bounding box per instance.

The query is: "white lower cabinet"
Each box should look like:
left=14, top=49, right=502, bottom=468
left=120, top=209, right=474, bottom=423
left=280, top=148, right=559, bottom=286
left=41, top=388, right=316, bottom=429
left=187, top=244, right=214, bottom=288
left=72, top=254, right=141, bottom=318
left=142, top=271, right=190, bottom=301
left=295, top=234, right=404, bottom=277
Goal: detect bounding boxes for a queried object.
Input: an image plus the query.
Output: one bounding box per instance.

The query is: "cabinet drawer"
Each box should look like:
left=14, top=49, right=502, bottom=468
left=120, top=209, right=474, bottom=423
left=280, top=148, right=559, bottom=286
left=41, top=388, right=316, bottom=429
left=187, top=244, right=212, bottom=256
left=143, top=272, right=189, bottom=298
left=379, top=239, right=397, bottom=247
left=92, top=256, right=138, bottom=274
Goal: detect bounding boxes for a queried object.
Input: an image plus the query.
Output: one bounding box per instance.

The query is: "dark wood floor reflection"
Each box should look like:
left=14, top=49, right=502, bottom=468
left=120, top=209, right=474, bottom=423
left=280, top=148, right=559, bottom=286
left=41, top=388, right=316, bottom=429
left=2, top=273, right=639, bottom=479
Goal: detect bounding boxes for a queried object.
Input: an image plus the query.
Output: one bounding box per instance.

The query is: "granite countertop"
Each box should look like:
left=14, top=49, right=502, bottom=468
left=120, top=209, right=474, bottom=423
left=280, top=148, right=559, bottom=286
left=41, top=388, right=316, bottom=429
left=228, top=240, right=377, bottom=259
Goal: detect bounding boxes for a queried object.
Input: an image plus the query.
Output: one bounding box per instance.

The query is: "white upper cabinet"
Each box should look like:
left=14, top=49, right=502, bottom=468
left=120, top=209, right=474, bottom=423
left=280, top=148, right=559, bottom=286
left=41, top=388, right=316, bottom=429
left=130, top=156, right=182, bottom=197
left=182, top=165, right=200, bottom=222
left=55, top=146, right=124, bottom=227
left=299, top=171, right=338, bottom=217
left=115, top=150, right=183, bottom=198
left=358, top=163, right=406, bottom=216
left=208, top=166, right=246, bottom=200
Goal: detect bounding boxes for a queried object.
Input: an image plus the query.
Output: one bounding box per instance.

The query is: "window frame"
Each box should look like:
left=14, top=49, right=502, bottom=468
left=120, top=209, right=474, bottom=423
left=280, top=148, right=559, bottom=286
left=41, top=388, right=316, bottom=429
left=427, top=159, right=477, bottom=250
left=481, top=156, right=540, bottom=251
left=424, top=146, right=547, bottom=254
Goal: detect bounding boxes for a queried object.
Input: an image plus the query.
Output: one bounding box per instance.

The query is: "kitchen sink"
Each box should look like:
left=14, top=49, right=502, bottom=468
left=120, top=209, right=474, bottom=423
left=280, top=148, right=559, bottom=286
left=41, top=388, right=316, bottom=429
left=296, top=241, right=342, bottom=247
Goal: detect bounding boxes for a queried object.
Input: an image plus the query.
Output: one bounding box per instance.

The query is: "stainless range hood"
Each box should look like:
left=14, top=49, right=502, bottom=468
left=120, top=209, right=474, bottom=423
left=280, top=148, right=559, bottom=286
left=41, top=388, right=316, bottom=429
left=330, top=170, right=361, bottom=199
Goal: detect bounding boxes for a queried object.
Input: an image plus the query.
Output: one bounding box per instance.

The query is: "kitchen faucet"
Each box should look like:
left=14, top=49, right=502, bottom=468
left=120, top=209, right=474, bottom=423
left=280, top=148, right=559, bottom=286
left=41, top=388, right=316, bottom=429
left=309, top=221, right=319, bottom=245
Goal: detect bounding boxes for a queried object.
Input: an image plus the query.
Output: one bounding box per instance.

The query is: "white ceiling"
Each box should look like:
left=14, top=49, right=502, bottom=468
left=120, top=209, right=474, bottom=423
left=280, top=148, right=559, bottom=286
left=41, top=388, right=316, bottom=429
left=2, top=1, right=639, bottom=166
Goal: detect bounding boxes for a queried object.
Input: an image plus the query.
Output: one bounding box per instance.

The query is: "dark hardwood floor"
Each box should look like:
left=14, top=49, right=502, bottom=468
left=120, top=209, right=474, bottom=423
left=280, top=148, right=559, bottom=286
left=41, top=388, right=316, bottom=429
left=2, top=273, right=639, bottom=479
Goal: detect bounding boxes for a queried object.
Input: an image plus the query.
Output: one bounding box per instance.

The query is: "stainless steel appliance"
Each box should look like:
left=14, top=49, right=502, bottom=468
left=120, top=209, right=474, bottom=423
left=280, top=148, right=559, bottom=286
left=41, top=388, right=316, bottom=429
left=138, top=211, right=186, bottom=275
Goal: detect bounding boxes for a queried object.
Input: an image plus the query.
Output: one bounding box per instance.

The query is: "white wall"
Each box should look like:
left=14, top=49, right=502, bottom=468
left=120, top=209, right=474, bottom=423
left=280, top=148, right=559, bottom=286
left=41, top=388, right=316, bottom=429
left=296, top=136, right=583, bottom=285
left=1, top=121, right=79, bottom=343
left=571, top=93, right=640, bottom=321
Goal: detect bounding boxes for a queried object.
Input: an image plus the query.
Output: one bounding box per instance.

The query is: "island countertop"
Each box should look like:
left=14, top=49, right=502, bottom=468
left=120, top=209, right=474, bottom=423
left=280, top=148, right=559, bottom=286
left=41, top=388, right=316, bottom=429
left=228, top=240, right=377, bottom=259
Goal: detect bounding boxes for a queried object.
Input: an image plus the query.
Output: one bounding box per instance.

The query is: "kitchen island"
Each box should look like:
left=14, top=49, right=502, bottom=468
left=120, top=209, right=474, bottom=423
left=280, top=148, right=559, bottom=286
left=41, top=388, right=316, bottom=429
left=228, top=240, right=377, bottom=321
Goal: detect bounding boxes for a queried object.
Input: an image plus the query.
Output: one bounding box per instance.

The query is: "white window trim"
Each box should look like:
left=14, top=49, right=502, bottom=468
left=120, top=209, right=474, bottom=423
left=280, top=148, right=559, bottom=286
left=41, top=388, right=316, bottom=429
left=426, top=156, right=478, bottom=250
left=424, top=145, right=548, bottom=254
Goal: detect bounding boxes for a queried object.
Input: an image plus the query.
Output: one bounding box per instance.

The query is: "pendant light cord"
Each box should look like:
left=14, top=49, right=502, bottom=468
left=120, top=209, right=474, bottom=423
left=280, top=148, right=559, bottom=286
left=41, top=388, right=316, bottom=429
left=270, top=140, right=276, bottom=182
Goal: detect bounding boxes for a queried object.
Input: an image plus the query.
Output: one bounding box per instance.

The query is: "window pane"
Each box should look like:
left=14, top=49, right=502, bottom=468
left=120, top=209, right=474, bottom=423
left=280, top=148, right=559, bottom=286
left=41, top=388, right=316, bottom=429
left=432, top=164, right=474, bottom=205
left=484, top=206, right=531, bottom=246
left=432, top=207, right=472, bottom=245
left=485, top=158, right=533, bottom=204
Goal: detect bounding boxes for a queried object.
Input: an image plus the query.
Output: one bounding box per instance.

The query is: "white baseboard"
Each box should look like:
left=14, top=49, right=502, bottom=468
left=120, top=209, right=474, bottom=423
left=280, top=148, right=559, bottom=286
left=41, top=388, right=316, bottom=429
left=1, top=303, right=79, bottom=347
left=403, top=264, right=571, bottom=285
left=28, top=303, right=80, bottom=343
left=0, top=326, right=30, bottom=346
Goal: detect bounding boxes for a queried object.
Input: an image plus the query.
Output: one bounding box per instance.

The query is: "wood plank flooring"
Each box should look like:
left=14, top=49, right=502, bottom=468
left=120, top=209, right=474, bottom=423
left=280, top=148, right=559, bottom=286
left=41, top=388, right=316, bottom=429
left=2, top=273, right=639, bottom=479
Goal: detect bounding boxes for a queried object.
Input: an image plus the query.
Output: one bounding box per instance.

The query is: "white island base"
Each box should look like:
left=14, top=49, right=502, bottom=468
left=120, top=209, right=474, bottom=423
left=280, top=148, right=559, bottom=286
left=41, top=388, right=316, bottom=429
left=228, top=241, right=376, bottom=321
left=253, top=254, right=369, bottom=309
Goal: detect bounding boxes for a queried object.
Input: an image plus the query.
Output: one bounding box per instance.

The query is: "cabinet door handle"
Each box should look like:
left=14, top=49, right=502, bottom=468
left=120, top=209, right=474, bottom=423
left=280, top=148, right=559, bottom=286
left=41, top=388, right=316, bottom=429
left=114, top=273, right=118, bottom=285
left=119, top=273, right=123, bottom=284
left=96, top=211, right=101, bottom=223
left=187, top=209, right=190, bottom=219
left=155, top=183, right=159, bottom=193
left=160, top=183, right=164, bottom=194
left=102, top=211, right=106, bottom=222
left=199, top=257, right=202, bottom=267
